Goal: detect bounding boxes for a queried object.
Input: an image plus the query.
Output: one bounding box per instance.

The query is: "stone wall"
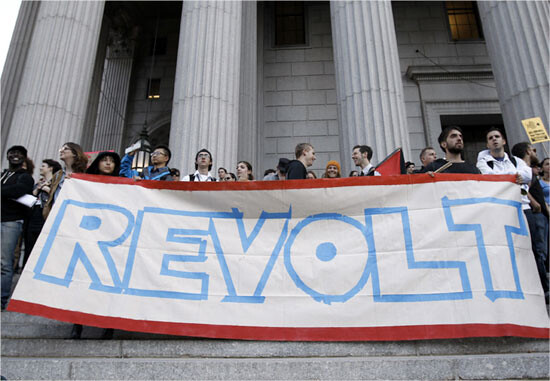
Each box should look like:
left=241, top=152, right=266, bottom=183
left=393, top=1, right=494, bottom=165
left=260, top=2, right=340, bottom=176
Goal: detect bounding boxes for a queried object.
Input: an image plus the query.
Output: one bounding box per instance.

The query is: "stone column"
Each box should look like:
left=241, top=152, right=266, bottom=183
left=330, top=1, right=411, bottom=167
left=1, top=1, right=40, bottom=145
left=81, top=18, right=110, bottom=151
left=237, top=2, right=258, bottom=172
left=169, top=1, right=242, bottom=174
left=4, top=1, right=105, bottom=164
left=91, top=29, right=136, bottom=152
left=477, top=1, right=549, bottom=149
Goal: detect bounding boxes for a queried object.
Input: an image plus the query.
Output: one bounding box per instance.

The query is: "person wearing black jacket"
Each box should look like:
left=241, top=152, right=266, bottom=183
left=420, top=126, right=480, bottom=174
left=1, top=145, right=34, bottom=310
left=287, top=143, right=316, bottom=180
left=23, top=159, right=62, bottom=269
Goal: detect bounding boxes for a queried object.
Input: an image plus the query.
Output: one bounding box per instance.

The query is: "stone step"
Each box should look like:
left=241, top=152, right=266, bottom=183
left=2, top=310, right=549, bottom=380
left=1, top=311, right=176, bottom=339
left=1, top=353, right=548, bottom=380
left=1, top=337, right=549, bottom=359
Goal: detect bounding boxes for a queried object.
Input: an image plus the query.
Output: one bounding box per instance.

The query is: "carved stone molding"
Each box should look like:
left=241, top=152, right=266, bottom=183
left=406, top=65, right=494, bottom=82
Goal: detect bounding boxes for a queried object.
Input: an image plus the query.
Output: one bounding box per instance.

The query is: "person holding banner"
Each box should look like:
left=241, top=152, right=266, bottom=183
left=1, top=146, right=34, bottom=311
left=24, top=159, right=62, bottom=268
left=421, top=126, right=480, bottom=174
left=43, top=143, right=89, bottom=220
left=511, top=142, right=549, bottom=299
left=476, top=128, right=529, bottom=182
left=182, top=149, right=216, bottom=182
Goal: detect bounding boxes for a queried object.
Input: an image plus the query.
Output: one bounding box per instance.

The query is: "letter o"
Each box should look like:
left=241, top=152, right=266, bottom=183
left=284, top=213, right=371, bottom=304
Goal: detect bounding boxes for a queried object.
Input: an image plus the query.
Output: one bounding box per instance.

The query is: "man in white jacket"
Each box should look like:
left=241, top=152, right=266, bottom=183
left=476, top=127, right=531, bottom=194
left=477, top=127, right=548, bottom=300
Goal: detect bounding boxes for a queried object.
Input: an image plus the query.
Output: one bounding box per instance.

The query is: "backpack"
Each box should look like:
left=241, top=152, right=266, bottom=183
left=188, top=174, right=216, bottom=182
left=487, top=156, right=517, bottom=169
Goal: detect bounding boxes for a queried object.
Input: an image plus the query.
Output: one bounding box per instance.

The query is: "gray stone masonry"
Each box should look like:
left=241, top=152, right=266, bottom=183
left=1, top=311, right=549, bottom=380
left=262, top=2, right=340, bottom=176
left=393, top=1, right=494, bottom=165
left=3, top=1, right=105, bottom=164
left=477, top=1, right=549, bottom=154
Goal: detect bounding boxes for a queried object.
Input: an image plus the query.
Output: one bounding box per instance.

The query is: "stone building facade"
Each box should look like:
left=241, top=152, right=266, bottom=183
left=1, top=1, right=548, bottom=177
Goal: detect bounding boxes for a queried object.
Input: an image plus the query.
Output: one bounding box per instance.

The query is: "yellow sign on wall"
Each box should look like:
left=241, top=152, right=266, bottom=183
left=521, top=117, right=549, bottom=144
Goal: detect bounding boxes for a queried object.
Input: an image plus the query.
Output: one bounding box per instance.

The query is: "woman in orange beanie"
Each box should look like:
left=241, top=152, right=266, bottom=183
left=323, top=160, right=341, bottom=178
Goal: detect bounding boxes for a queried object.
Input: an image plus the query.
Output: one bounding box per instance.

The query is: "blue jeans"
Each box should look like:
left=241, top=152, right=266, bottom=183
left=532, top=213, right=548, bottom=268
left=524, top=210, right=549, bottom=293
left=1, top=220, right=23, bottom=309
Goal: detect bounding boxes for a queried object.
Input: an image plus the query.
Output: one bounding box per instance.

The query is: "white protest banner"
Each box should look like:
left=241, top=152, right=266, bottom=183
left=9, top=174, right=549, bottom=341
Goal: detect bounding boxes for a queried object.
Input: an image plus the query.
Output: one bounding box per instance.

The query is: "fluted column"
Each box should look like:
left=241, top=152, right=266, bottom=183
left=4, top=1, right=105, bottom=164
left=477, top=1, right=549, bottom=148
left=237, top=2, right=258, bottom=172
left=92, top=30, right=135, bottom=152
left=330, top=1, right=410, bottom=167
left=1, top=1, right=40, bottom=146
left=169, top=1, right=242, bottom=174
left=81, top=18, right=110, bottom=151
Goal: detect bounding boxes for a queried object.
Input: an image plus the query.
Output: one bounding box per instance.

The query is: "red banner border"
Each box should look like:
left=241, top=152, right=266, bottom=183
left=71, top=173, right=517, bottom=192
left=8, top=299, right=549, bottom=341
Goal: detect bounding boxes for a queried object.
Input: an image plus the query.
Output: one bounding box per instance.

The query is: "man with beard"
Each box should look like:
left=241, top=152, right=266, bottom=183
left=420, top=126, right=480, bottom=174
left=351, top=145, right=380, bottom=176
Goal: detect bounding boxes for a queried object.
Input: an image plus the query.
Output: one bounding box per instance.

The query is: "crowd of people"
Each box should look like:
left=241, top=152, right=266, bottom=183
left=2, top=125, right=549, bottom=333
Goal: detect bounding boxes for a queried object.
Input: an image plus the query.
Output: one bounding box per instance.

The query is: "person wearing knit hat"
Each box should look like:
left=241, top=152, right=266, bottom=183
left=323, top=160, right=341, bottom=178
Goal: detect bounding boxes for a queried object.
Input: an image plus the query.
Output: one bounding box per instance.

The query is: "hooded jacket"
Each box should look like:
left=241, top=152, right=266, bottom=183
left=476, top=149, right=532, bottom=209
left=86, top=152, right=121, bottom=176
left=1, top=168, right=34, bottom=222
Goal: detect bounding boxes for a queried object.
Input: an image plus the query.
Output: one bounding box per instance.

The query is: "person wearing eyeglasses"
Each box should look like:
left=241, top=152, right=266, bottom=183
left=120, top=145, right=173, bottom=181
left=182, top=149, right=216, bottom=181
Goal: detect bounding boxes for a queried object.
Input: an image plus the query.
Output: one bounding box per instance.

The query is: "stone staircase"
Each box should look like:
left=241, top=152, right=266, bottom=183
left=1, top=311, right=549, bottom=380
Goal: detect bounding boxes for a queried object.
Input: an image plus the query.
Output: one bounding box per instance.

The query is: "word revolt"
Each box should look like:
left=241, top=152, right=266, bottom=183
left=12, top=177, right=550, bottom=341
left=33, top=195, right=527, bottom=305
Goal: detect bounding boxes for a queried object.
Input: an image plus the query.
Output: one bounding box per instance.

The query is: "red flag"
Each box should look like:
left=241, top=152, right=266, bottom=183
left=375, top=148, right=405, bottom=175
